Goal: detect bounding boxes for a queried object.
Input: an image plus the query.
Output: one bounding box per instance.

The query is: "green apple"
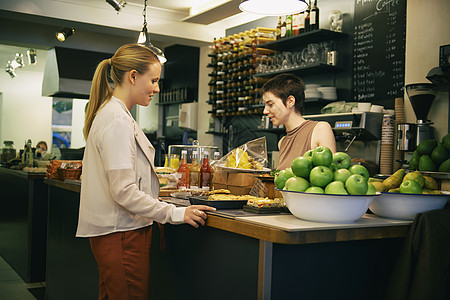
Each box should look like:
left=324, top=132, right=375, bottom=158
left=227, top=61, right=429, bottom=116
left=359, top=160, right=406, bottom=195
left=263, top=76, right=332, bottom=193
left=284, top=176, right=310, bottom=192
left=345, top=174, right=368, bottom=195
left=329, top=163, right=338, bottom=173
left=303, top=150, right=313, bottom=158
left=304, top=186, right=325, bottom=194
left=366, top=182, right=376, bottom=195
left=309, top=166, right=333, bottom=187
left=333, top=168, right=352, bottom=183
left=324, top=181, right=348, bottom=195
left=274, top=168, right=295, bottom=189
left=311, top=146, right=333, bottom=167
left=348, top=164, right=370, bottom=181
left=291, top=156, right=313, bottom=179
left=399, top=180, right=423, bottom=194
left=332, top=152, right=352, bottom=169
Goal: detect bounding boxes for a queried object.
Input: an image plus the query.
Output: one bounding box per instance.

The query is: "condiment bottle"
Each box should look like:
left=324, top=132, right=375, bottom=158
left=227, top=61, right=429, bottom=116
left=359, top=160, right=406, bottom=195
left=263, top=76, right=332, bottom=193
left=200, top=151, right=211, bottom=191
left=210, top=151, right=221, bottom=190
left=177, top=150, right=189, bottom=189
left=189, top=151, right=201, bottom=189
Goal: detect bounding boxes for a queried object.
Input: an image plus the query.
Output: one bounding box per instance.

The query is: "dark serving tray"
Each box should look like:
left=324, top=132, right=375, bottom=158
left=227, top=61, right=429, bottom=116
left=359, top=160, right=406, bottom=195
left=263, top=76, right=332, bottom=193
left=189, top=195, right=247, bottom=210
left=242, top=205, right=281, bottom=214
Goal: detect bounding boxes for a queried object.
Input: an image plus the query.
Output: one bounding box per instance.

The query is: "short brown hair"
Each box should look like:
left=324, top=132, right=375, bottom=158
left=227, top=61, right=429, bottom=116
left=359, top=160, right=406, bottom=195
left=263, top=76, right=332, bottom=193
left=261, top=73, right=305, bottom=114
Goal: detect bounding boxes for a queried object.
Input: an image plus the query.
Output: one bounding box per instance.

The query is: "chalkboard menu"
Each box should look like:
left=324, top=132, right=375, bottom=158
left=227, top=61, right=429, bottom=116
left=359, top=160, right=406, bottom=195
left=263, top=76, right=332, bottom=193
left=352, top=0, right=406, bottom=103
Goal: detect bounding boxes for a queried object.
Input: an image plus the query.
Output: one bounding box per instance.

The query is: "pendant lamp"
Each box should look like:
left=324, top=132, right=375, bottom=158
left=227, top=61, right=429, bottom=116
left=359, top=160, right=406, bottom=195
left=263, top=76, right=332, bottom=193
left=137, top=0, right=167, bottom=64
left=239, top=0, right=308, bottom=15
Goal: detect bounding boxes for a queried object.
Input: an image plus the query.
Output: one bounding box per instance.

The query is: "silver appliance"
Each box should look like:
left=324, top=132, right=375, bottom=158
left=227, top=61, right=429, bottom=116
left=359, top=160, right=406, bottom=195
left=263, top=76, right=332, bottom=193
left=305, top=112, right=384, bottom=175
left=397, top=83, right=436, bottom=151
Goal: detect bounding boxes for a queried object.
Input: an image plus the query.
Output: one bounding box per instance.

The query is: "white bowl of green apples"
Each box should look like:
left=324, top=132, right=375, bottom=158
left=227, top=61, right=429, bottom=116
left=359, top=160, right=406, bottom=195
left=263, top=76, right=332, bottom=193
left=275, top=146, right=379, bottom=223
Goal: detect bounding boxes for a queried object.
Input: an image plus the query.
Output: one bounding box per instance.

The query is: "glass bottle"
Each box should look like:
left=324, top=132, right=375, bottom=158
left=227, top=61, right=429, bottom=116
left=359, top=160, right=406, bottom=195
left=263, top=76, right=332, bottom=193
left=292, top=13, right=300, bottom=36
left=299, top=10, right=305, bottom=34
left=177, top=150, right=189, bottom=189
left=189, top=151, right=201, bottom=189
left=200, top=151, right=211, bottom=191
left=276, top=16, right=282, bottom=40
left=280, top=15, right=287, bottom=39
left=286, top=14, right=293, bottom=37
left=24, top=139, right=34, bottom=168
left=310, top=0, right=319, bottom=31
left=304, top=1, right=311, bottom=32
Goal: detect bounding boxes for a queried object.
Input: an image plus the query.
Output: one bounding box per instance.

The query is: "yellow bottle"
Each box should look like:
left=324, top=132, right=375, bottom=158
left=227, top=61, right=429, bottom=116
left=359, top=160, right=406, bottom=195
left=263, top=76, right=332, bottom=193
left=189, top=151, right=201, bottom=189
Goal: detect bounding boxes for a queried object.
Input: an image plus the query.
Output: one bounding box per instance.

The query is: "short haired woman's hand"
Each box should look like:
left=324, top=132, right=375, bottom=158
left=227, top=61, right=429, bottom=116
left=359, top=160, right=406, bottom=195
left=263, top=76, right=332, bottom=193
left=184, top=205, right=216, bottom=228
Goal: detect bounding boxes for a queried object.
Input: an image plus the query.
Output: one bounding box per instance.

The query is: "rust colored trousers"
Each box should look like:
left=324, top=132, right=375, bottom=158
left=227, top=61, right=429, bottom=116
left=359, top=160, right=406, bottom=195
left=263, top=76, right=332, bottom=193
left=89, top=225, right=152, bottom=300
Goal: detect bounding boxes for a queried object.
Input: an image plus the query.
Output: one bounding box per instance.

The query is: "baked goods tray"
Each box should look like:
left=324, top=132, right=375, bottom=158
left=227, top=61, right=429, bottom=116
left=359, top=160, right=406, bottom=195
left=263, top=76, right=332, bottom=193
left=189, top=195, right=247, bottom=210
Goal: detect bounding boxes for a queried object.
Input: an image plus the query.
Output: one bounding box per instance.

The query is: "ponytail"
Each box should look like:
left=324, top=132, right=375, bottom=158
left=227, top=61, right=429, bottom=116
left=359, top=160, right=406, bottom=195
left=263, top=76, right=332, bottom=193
left=84, top=44, right=159, bottom=140
left=84, top=59, right=112, bottom=139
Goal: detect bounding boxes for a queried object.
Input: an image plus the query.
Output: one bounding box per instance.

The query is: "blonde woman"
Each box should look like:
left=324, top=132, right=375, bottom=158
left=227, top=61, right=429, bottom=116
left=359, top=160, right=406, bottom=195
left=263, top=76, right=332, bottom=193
left=76, top=44, right=215, bottom=300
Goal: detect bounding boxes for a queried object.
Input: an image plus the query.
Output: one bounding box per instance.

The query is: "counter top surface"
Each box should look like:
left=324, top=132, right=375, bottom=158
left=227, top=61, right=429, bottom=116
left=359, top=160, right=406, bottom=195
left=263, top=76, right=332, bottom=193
left=161, top=196, right=411, bottom=244
left=43, top=181, right=412, bottom=244
left=236, top=213, right=412, bottom=232
left=0, top=166, right=46, bottom=179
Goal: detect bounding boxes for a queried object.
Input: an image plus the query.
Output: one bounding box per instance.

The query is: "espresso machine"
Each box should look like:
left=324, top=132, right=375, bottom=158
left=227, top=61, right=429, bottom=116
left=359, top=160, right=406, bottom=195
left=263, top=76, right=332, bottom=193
left=306, top=112, right=384, bottom=175
left=397, top=83, right=436, bottom=151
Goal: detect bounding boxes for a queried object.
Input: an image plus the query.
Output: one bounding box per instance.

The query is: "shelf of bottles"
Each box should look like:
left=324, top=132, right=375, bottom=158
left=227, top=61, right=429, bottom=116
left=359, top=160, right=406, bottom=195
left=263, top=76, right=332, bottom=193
left=207, top=28, right=277, bottom=118
left=251, top=0, right=346, bottom=79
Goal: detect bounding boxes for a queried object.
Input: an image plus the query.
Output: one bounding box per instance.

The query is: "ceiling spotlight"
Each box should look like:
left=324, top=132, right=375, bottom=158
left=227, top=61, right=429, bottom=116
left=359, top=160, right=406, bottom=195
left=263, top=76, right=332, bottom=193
left=137, top=0, right=167, bottom=64
left=10, top=53, right=25, bottom=69
left=106, top=0, right=127, bottom=13
left=5, top=61, right=17, bottom=78
left=56, top=27, right=75, bottom=42
left=239, top=0, right=308, bottom=15
left=27, top=49, right=37, bottom=65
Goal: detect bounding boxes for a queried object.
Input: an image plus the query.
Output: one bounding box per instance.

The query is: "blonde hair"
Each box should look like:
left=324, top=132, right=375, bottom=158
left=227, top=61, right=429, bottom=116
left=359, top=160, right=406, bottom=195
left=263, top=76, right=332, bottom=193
left=83, top=44, right=160, bottom=139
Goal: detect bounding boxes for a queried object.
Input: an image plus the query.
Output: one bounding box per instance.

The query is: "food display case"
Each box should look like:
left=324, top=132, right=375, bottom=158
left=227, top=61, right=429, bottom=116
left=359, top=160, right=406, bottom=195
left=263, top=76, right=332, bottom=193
left=167, top=143, right=222, bottom=168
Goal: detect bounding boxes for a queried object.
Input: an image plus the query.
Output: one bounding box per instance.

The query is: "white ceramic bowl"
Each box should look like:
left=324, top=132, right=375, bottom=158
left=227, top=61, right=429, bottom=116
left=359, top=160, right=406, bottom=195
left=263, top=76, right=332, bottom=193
left=279, top=189, right=378, bottom=223
left=358, top=102, right=371, bottom=112
left=369, top=192, right=449, bottom=220
left=370, top=105, right=384, bottom=113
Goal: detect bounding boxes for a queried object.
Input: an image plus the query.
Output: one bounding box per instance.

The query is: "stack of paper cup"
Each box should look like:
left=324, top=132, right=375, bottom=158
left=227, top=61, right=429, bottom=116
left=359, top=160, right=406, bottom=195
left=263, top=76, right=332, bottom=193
left=393, top=98, right=405, bottom=170
left=380, top=114, right=394, bottom=175
left=394, top=98, right=405, bottom=123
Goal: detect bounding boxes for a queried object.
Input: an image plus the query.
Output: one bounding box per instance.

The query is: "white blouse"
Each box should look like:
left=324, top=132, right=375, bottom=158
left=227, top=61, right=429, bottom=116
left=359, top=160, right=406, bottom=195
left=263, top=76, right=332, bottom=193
left=76, top=96, right=185, bottom=237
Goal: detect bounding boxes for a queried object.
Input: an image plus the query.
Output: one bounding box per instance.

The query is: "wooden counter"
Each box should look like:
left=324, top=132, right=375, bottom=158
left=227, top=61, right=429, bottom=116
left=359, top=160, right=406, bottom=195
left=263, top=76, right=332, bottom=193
left=0, top=167, right=48, bottom=283
left=43, top=179, right=412, bottom=300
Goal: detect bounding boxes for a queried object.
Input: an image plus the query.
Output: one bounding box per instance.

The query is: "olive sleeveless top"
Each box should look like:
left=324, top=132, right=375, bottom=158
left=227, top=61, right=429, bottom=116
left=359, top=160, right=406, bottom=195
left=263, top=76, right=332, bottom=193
left=277, top=120, right=319, bottom=170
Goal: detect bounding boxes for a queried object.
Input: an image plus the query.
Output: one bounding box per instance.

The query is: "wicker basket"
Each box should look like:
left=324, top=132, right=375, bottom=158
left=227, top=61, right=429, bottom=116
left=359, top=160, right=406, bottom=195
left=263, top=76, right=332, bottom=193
left=57, top=168, right=82, bottom=180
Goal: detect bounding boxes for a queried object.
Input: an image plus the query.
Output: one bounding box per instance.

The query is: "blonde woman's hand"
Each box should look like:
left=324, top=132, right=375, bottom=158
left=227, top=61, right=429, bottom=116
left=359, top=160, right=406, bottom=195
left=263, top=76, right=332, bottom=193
left=184, top=205, right=216, bottom=228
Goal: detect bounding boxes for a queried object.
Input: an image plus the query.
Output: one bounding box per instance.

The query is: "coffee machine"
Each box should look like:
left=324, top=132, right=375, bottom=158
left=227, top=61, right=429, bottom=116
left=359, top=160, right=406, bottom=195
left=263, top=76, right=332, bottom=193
left=397, top=83, right=436, bottom=151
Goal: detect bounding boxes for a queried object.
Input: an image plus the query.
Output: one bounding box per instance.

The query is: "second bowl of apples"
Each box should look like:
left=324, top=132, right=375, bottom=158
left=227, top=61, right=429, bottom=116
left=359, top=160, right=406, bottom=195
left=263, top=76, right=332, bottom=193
left=369, top=192, right=449, bottom=220
left=279, top=189, right=378, bottom=223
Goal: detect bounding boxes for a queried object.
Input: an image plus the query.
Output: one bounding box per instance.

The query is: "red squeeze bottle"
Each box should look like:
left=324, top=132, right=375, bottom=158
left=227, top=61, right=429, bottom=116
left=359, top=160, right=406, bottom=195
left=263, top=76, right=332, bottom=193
left=177, top=150, right=189, bottom=189
left=200, top=151, right=211, bottom=191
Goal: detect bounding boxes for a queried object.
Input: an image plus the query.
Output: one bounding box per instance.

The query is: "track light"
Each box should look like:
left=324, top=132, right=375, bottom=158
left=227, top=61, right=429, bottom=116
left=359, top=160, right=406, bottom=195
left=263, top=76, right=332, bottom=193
left=10, top=53, right=25, bottom=69
left=239, top=0, right=308, bottom=15
left=27, top=49, right=37, bottom=65
left=56, top=28, right=75, bottom=42
left=137, top=0, right=167, bottom=64
left=5, top=61, right=17, bottom=78
left=106, top=0, right=127, bottom=13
